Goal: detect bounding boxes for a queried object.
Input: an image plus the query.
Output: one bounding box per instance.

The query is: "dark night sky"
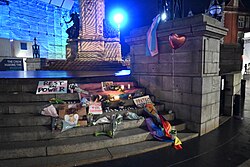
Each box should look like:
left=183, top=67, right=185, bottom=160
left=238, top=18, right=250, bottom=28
left=105, top=0, right=250, bottom=56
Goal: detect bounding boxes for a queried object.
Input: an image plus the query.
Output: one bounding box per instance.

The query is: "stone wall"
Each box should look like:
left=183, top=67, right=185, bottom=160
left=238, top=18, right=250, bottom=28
left=220, top=44, right=243, bottom=74
left=0, top=0, right=77, bottom=59
left=219, top=44, right=243, bottom=116
left=222, top=72, right=242, bottom=116
left=126, top=14, right=227, bottom=135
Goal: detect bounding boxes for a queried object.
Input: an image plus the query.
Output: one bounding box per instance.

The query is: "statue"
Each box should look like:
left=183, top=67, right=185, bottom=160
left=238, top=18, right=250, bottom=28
left=65, top=12, right=80, bottom=39
left=158, top=0, right=184, bottom=20
left=173, top=0, right=184, bottom=19
left=32, top=37, right=40, bottom=58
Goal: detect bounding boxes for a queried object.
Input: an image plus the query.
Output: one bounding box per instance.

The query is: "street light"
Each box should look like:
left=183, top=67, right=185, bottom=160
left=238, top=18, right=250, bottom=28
left=209, top=0, right=222, bottom=20
left=161, top=6, right=167, bottom=21
left=113, top=13, right=124, bottom=29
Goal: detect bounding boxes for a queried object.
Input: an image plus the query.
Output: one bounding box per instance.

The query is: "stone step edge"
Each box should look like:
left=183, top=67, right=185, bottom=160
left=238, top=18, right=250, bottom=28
left=0, top=119, right=146, bottom=142
left=0, top=132, right=199, bottom=167
left=0, top=128, right=152, bottom=160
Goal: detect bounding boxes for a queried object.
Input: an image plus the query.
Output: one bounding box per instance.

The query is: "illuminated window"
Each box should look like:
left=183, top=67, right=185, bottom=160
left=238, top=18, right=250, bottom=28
left=238, top=15, right=245, bottom=28
left=20, top=43, right=27, bottom=50
left=245, top=16, right=250, bottom=28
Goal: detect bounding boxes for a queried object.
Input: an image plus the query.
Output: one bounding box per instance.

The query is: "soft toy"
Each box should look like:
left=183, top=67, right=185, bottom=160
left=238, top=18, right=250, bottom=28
left=64, top=114, right=79, bottom=125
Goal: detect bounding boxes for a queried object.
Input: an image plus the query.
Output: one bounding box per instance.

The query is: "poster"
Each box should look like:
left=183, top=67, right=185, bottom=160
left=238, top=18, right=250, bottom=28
left=36, top=80, right=68, bottom=94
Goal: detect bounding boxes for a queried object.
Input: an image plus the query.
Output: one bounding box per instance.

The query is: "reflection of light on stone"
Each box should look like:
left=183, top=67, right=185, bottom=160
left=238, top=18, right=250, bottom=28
left=115, top=70, right=131, bottom=76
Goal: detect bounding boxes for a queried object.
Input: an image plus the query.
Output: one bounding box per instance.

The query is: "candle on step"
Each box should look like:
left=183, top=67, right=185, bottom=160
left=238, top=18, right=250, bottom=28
left=114, top=95, right=120, bottom=101
left=127, top=84, right=131, bottom=89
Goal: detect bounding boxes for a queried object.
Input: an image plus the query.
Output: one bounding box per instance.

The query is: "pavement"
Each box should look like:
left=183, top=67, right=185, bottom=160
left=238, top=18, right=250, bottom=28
left=80, top=77, right=250, bottom=167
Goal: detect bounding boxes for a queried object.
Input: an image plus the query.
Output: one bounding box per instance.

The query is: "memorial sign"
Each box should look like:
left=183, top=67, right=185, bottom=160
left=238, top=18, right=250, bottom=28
left=36, top=80, right=68, bottom=94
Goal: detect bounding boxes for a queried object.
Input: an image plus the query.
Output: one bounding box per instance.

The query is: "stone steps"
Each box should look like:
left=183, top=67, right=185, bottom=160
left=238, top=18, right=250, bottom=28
left=0, top=101, right=165, bottom=126
left=0, top=77, right=191, bottom=167
left=0, top=127, right=152, bottom=160
left=0, top=132, right=199, bottom=167
left=0, top=119, right=145, bottom=142
left=0, top=116, right=184, bottom=143
left=0, top=93, right=80, bottom=103
left=0, top=79, right=134, bottom=93
left=0, top=102, right=50, bottom=114
left=0, top=114, right=51, bottom=127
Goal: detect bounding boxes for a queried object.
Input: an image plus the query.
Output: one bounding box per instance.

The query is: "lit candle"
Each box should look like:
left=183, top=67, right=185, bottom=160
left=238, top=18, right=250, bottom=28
left=114, top=95, right=120, bottom=101
left=121, top=85, right=125, bottom=91
left=127, top=84, right=131, bottom=89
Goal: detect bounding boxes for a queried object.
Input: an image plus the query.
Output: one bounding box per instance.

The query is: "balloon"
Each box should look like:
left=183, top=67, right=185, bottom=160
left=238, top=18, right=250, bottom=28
left=169, top=33, right=186, bottom=50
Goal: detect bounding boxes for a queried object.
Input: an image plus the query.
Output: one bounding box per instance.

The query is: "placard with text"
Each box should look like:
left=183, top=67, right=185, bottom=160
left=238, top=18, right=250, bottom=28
left=36, top=80, right=68, bottom=94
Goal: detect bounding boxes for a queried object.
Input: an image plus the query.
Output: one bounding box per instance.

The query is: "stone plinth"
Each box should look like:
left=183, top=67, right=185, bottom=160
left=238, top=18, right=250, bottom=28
left=126, top=14, right=228, bottom=135
left=26, top=58, right=46, bottom=71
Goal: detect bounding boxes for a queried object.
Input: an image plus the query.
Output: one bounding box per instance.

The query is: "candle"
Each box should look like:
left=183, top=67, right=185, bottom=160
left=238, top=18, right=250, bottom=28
left=121, top=85, right=125, bottom=91
left=127, top=84, right=131, bottom=89
left=114, top=95, right=120, bottom=101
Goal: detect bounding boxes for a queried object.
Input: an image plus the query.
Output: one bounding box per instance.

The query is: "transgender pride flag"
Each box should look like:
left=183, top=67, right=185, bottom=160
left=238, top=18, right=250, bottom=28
left=146, top=14, right=161, bottom=57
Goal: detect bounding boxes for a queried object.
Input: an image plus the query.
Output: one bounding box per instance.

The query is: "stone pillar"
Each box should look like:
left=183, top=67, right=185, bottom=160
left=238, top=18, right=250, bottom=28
left=65, top=0, right=122, bottom=61
left=66, top=40, right=78, bottom=60
left=126, top=14, right=227, bottom=135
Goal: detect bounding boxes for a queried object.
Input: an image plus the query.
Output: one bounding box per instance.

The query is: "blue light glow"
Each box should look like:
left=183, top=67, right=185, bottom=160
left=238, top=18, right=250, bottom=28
left=161, top=12, right=167, bottom=21
left=109, top=8, right=128, bottom=28
left=115, top=70, right=131, bottom=76
left=114, top=13, right=124, bottom=25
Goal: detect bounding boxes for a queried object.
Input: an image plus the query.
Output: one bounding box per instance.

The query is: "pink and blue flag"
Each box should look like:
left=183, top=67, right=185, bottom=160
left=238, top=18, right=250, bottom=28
left=146, top=14, right=161, bottom=57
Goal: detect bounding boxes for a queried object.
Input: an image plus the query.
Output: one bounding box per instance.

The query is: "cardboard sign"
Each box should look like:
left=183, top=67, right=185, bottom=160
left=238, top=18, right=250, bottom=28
left=36, top=80, right=67, bottom=94
left=89, top=102, right=103, bottom=115
left=133, top=95, right=153, bottom=108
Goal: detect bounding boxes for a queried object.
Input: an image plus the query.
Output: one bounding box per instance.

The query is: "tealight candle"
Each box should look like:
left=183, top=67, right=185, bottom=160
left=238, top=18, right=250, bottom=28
left=114, top=95, right=120, bottom=101
left=127, top=84, right=131, bottom=89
